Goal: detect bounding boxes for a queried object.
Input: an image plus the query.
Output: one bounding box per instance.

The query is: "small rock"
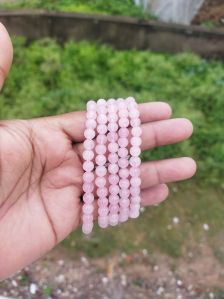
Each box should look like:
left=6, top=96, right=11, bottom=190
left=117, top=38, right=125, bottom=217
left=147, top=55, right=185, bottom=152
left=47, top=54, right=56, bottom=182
left=153, top=265, right=159, bottom=272
left=102, top=277, right=109, bottom=284
left=203, top=223, right=209, bottom=231
left=29, top=283, right=38, bottom=295
left=156, top=286, right=164, bottom=295
left=58, top=260, right=64, bottom=266
left=121, top=274, right=127, bottom=286
left=80, top=256, right=89, bottom=266
left=142, top=249, right=148, bottom=256
left=176, top=280, right=183, bottom=287
left=11, top=280, right=18, bottom=287
left=177, top=295, right=182, bottom=299
left=209, top=292, right=215, bottom=299
left=173, top=217, right=179, bottom=224
left=55, top=274, right=65, bottom=283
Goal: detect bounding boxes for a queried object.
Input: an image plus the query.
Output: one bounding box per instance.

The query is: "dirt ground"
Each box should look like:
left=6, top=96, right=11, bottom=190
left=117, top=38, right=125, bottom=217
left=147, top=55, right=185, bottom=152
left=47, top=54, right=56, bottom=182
left=1, top=243, right=224, bottom=299
left=193, top=0, right=224, bottom=26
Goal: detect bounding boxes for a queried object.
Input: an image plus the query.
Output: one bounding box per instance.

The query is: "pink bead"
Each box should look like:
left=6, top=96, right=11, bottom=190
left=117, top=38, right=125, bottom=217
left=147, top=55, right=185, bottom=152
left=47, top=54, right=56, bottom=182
left=129, top=109, right=140, bottom=118
left=97, top=114, right=107, bottom=124
left=82, top=222, right=94, bottom=234
left=86, top=110, right=97, bottom=119
left=96, top=154, right=106, bottom=166
left=83, top=139, right=95, bottom=150
left=108, top=142, right=119, bottom=153
left=130, top=177, right=141, bottom=187
left=108, top=105, right=117, bottom=113
left=86, top=119, right=97, bottom=129
left=98, top=207, right=109, bottom=216
left=120, top=189, right=130, bottom=198
left=97, top=98, right=106, bottom=105
left=97, top=187, right=108, bottom=197
left=129, top=157, right=141, bottom=167
left=130, top=146, right=141, bottom=157
left=87, top=100, right=96, bottom=110
left=118, top=147, right=128, bottom=158
left=108, top=113, right=118, bottom=122
left=107, top=132, right=118, bottom=142
left=130, top=186, right=141, bottom=196
left=108, top=174, right=119, bottom=185
left=108, top=153, right=118, bottom=164
left=109, top=204, right=119, bottom=214
left=95, top=166, right=107, bottom=177
left=83, top=172, right=94, bottom=183
left=108, top=122, right=118, bottom=132
left=109, top=195, right=119, bottom=204
left=82, top=214, right=93, bottom=222
left=131, top=137, right=142, bottom=146
left=118, top=109, right=128, bottom=118
left=119, top=179, right=130, bottom=189
left=118, top=128, right=129, bottom=138
left=119, top=118, right=129, bottom=128
left=84, top=129, right=95, bottom=140
left=129, top=167, right=140, bottom=177
left=83, top=193, right=94, bottom=204
left=119, top=212, right=129, bottom=223
left=108, top=98, right=116, bottom=105
left=95, top=144, right=106, bottom=155
left=132, top=127, right=142, bottom=136
left=83, top=161, right=94, bottom=172
left=120, top=199, right=130, bottom=208
left=118, top=158, right=129, bottom=169
left=82, top=204, right=94, bottom=214
left=83, top=150, right=94, bottom=161
left=109, top=185, right=120, bottom=195
left=126, top=97, right=136, bottom=105
left=108, top=163, right=119, bottom=174
left=130, top=118, right=141, bottom=127
left=98, top=216, right=108, bottom=228
left=98, top=105, right=107, bottom=114
left=96, top=134, right=107, bottom=144
left=109, top=213, right=119, bottom=226
left=97, top=124, right=107, bottom=135
left=83, top=183, right=94, bottom=193
left=130, top=203, right=141, bottom=210
left=98, top=197, right=108, bottom=207
left=95, top=177, right=106, bottom=188
left=118, top=138, right=128, bottom=148
left=131, top=196, right=141, bottom=204
left=129, top=209, right=140, bottom=219
left=119, top=168, right=129, bottom=179
left=120, top=207, right=129, bottom=214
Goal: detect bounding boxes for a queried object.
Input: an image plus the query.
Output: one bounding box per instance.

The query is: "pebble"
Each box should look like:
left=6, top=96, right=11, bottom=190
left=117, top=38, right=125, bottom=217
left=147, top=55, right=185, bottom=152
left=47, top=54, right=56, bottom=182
left=176, top=280, right=183, bottom=287
left=29, top=283, right=38, bottom=295
left=156, top=286, right=164, bottom=295
left=203, top=223, right=210, bottom=231
left=102, top=277, right=109, bottom=284
left=55, top=274, right=65, bottom=283
left=11, top=280, right=18, bottom=287
left=173, top=217, right=180, bottom=224
left=58, top=260, right=65, bottom=266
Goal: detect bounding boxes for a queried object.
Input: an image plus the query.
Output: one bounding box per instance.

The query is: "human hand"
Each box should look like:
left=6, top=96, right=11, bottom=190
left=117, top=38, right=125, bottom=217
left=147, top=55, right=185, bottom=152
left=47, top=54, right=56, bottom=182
left=0, top=24, right=196, bottom=279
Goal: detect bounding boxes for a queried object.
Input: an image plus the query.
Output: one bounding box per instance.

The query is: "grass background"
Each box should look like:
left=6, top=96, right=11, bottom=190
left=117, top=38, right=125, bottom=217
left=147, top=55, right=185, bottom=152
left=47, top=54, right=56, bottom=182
left=1, top=37, right=224, bottom=259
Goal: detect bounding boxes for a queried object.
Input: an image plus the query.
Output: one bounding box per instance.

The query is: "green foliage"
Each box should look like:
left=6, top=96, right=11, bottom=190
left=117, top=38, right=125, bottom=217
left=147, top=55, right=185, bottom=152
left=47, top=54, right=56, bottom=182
left=0, top=0, right=154, bottom=19
left=2, top=38, right=223, bottom=185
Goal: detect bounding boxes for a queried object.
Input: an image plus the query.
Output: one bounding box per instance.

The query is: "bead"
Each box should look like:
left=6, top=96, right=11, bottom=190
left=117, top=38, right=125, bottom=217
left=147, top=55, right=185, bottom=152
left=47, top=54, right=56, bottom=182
left=82, top=222, right=94, bottom=234
left=130, top=186, right=141, bottom=196
left=130, top=137, right=142, bottom=146
left=109, top=204, right=119, bottom=214
left=83, top=172, right=94, bottom=183
left=98, top=207, right=109, bottom=216
left=130, top=177, right=141, bottom=187
left=130, top=203, right=141, bottom=210
left=126, top=97, right=136, bottom=105
left=130, top=146, right=141, bottom=157
left=129, top=209, right=140, bottom=219
left=97, top=124, right=107, bottom=135
left=82, top=204, right=94, bottom=214
left=95, top=166, right=107, bottom=177
left=83, top=139, right=95, bottom=150
left=84, top=128, right=95, bottom=140
left=118, top=128, right=129, bottom=138
left=98, top=216, right=109, bottom=228
left=129, top=167, right=141, bottom=177
left=119, top=179, right=130, bottom=189
left=86, top=119, right=97, bottom=129
left=118, top=137, right=128, bottom=148
left=87, top=100, right=96, bottom=110
left=98, top=197, right=108, bottom=207
left=83, top=150, right=94, bottom=161
left=109, top=185, right=120, bottom=195
left=86, top=110, right=97, bottom=119
left=108, top=174, right=119, bottom=185
left=119, top=212, right=129, bottom=223
left=129, top=156, right=141, bottom=167
left=119, top=168, right=129, bottom=179
left=118, top=147, right=128, bottom=158
left=118, top=108, right=128, bottom=118
left=108, top=105, right=117, bottom=113
left=83, top=161, right=94, bottom=172
left=118, top=158, right=129, bottom=169
left=108, top=153, right=119, bottom=164
left=98, top=105, right=107, bottom=114
left=97, top=98, right=106, bottom=105
left=131, top=196, right=141, bottom=204
left=130, top=118, right=141, bottom=127
left=97, top=114, right=107, bottom=124
left=109, top=195, right=119, bottom=204
left=95, top=144, right=106, bottom=155
left=120, top=199, right=130, bottom=208
left=108, top=163, right=119, bottom=174
left=129, top=109, right=140, bottom=118
left=95, top=177, right=106, bottom=188
left=96, top=134, right=107, bottom=144
left=109, top=213, right=119, bottom=226
left=82, top=214, right=94, bottom=222
left=108, top=122, right=118, bottom=132
left=97, top=187, right=108, bottom=198
left=83, top=193, right=94, bottom=204
left=83, top=182, right=94, bottom=193
left=95, top=155, right=107, bottom=166
left=108, top=142, right=119, bottom=153
left=132, top=126, right=142, bottom=136
left=118, top=118, right=129, bottom=128
left=120, top=189, right=130, bottom=198
left=107, top=132, right=118, bottom=142
left=107, top=98, right=116, bottom=105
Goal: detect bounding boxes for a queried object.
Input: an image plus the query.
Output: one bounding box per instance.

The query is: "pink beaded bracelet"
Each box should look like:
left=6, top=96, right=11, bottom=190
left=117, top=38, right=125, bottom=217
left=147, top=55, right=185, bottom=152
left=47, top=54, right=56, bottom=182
left=82, top=97, right=142, bottom=234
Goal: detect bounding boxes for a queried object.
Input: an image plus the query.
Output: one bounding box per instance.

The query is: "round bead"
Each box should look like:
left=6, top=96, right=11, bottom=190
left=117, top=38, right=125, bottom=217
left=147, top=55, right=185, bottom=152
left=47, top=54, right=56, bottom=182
left=119, top=212, right=129, bottom=223
left=130, top=118, right=141, bottom=127
left=131, top=137, right=142, bottom=146
left=129, top=109, right=140, bottom=118
left=107, top=98, right=116, bottom=105
left=82, top=214, right=94, bottom=222
left=118, top=147, right=128, bottom=158
left=130, top=177, right=141, bottom=187
left=83, top=161, right=94, bottom=172
left=108, top=122, right=118, bottom=132
left=120, top=199, right=130, bottom=208
left=131, top=196, right=141, bottom=204
left=118, top=158, right=129, bottom=169
left=83, top=183, right=94, bottom=193
left=109, top=214, right=119, bottom=226
left=98, top=207, right=109, bottom=217
left=118, top=128, right=129, bottom=138
left=129, top=209, right=140, bottom=219
left=97, top=114, right=107, bottom=124
left=95, top=166, right=107, bottom=177
left=84, top=129, right=95, bottom=140
left=109, top=195, right=119, bottom=204
left=98, top=105, right=107, bottom=114
left=130, top=146, right=141, bottom=157
left=82, top=222, right=94, bottom=234
left=118, top=138, right=128, bottom=148
left=98, top=216, right=108, bottom=228
left=82, top=204, right=94, bottom=214
left=86, top=119, right=96, bottom=129
left=132, top=127, right=142, bottom=136
left=83, top=139, right=95, bottom=150
left=98, top=197, right=108, bottom=207
left=118, top=109, right=128, bottom=118
left=130, top=203, right=141, bottom=210
left=83, top=193, right=94, bottom=204
left=108, top=105, right=117, bottom=113
left=95, top=177, right=106, bottom=188
left=129, top=157, right=141, bottom=167
left=83, top=172, right=94, bottom=183
left=119, top=179, right=130, bottom=189
left=86, top=110, right=97, bottom=119
left=96, top=155, right=107, bottom=166
left=97, top=187, right=108, bottom=198
left=108, top=163, right=119, bottom=174
left=120, top=189, right=130, bottom=198
left=97, top=124, right=107, bottom=135
left=107, top=132, right=118, bottom=142
left=126, top=97, right=136, bottom=105
left=109, top=185, right=120, bottom=195
left=95, top=144, right=106, bottom=155
left=108, top=174, right=119, bottom=185
left=130, top=186, right=141, bottom=196
left=108, top=142, right=119, bottom=153
left=83, top=150, right=94, bottom=161
left=96, top=134, right=107, bottom=144
left=97, top=98, right=106, bottom=105
left=108, top=153, right=118, bottom=164
left=119, top=168, right=129, bottom=179
left=109, top=204, right=119, bottom=214
left=87, top=100, right=96, bottom=110
left=108, top=113, right=118, bottom=122
left=130, top=167, right=141, bottom=177
left=119, top=118, right=129, bottom=128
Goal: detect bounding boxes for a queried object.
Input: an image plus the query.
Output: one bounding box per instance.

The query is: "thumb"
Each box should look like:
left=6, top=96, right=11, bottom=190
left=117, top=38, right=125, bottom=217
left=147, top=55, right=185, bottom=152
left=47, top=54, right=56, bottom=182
left=0, top=22, right=13, bottom=90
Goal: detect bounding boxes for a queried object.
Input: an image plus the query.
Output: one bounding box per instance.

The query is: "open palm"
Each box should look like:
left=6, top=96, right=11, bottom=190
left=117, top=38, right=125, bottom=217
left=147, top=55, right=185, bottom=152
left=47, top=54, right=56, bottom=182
left=0, top=24, right=196, bottom=279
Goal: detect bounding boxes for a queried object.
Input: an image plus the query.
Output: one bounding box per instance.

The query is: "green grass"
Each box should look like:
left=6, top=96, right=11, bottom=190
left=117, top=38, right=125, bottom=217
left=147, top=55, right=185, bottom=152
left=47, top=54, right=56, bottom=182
left=0, top=0, right=154, bottom=19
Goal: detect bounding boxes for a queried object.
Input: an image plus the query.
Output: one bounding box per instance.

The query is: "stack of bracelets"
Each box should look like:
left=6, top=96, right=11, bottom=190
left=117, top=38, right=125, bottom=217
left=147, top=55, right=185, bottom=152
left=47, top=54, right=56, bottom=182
left=82, top=97, right=142, bottom=234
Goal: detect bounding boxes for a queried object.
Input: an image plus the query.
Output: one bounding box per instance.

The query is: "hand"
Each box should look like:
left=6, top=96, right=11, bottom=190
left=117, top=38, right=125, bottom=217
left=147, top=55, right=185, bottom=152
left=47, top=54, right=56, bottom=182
left=0, top=24, right=196, bottom=279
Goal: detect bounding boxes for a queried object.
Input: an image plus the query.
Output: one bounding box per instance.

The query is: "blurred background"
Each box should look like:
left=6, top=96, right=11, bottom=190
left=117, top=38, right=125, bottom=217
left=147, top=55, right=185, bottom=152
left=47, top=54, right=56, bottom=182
left=0, top=1, right=224, bottom=298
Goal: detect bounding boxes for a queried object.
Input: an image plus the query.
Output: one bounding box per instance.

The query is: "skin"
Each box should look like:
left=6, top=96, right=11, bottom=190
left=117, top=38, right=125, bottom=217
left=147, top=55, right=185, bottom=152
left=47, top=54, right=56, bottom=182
left=0, top=23, right=196, bottom=280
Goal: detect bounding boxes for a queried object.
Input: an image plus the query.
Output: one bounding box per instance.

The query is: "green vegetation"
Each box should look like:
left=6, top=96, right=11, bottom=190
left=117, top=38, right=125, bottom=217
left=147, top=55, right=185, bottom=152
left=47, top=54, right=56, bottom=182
left=1, top=38, right=224, bottom=257
left=0, top=0, right=154, bottom=19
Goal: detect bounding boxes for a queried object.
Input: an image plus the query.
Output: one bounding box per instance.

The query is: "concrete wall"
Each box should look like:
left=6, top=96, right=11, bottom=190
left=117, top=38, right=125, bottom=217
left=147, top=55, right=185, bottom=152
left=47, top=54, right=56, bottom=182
left=0, top=11, right=224, bottom=58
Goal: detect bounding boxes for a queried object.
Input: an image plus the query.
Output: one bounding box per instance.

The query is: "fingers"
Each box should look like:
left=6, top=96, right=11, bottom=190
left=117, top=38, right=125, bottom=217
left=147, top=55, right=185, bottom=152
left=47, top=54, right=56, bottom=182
left=140, top=157, right=197, bottom=189
left=0, top=23, right=13, bottom=90
left=50, top=102, right=172, bottom=142
left=141, top=184, right=169, bottom=206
